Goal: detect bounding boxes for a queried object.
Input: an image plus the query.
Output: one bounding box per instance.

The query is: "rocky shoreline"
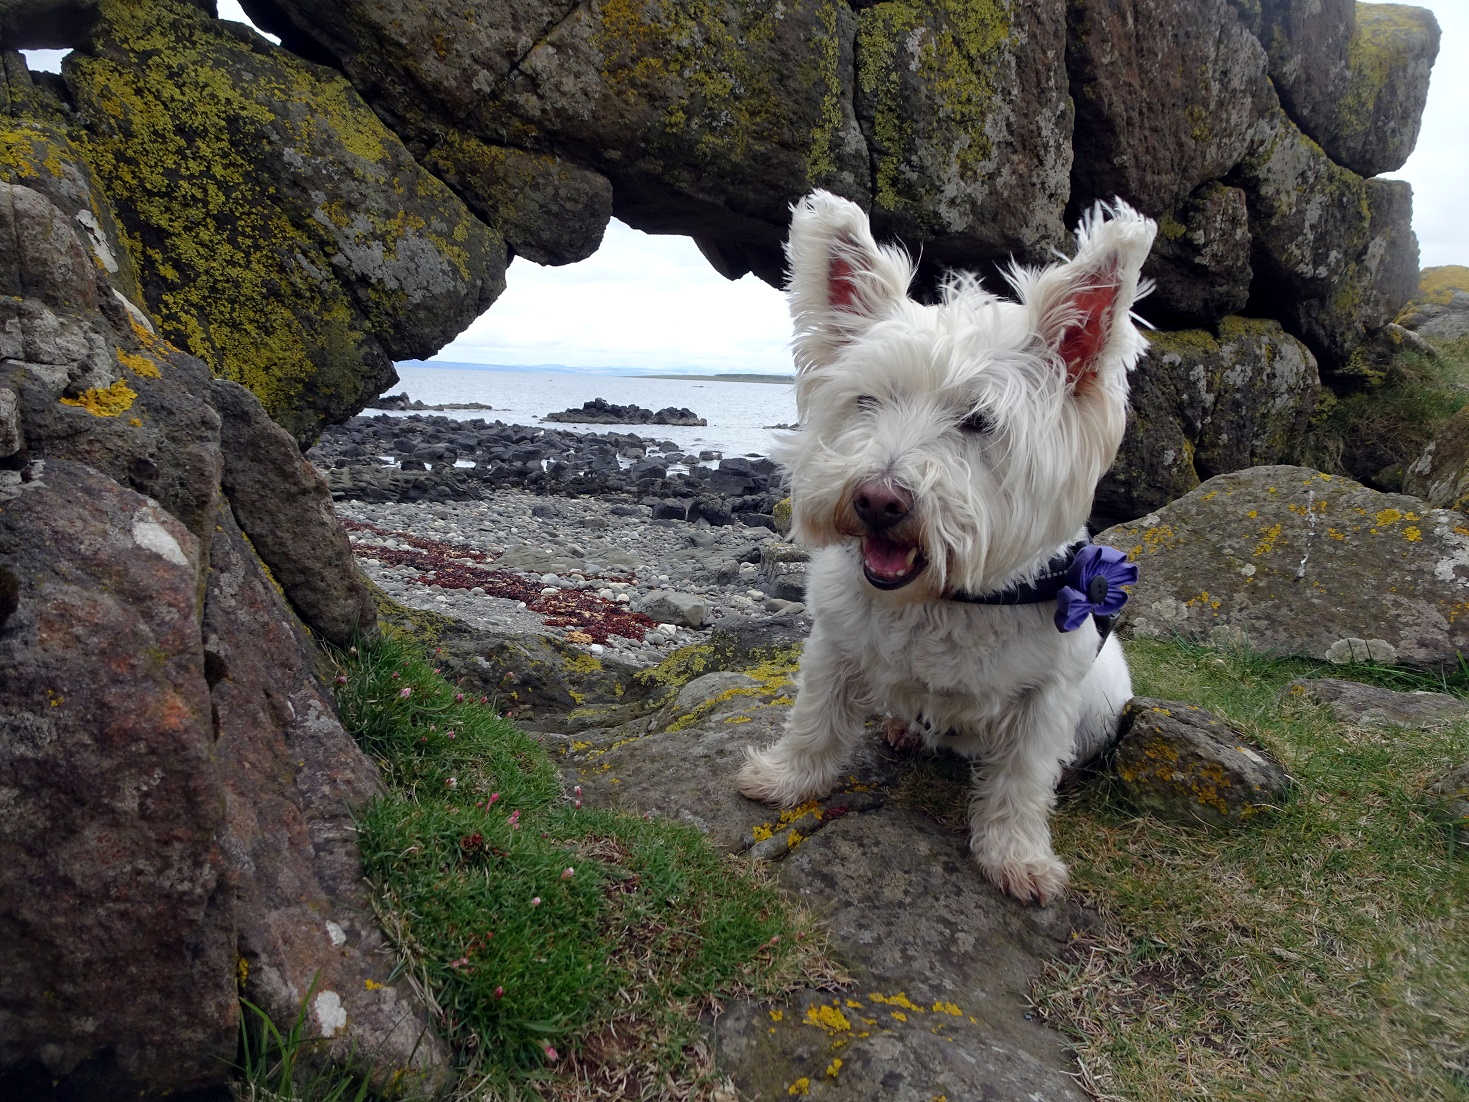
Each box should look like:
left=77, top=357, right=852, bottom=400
left=314, top=414, right=809, bottom=668
left=310, top=411, right=784, bottom=517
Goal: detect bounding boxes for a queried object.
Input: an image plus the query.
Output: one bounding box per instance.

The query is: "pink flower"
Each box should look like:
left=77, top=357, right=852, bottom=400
left=446, top=730, right=456, bottom=740
left=455, top=693, right=464, bottom=703
left=508, top=809, right=520, bottom=828
left=543, top=1044, right=559, bottom=1063
left=391, top=671, right=400, bottom=680
left=445, top=777, right=458, bottom=789
left=334, top=674, right=347, bottom=685
left=530, top=896, right=541, bottom=907
left=560, top=867, right=575, bottom=880
left=398, top=686, right=412, bottom=699
left=573, top=785, right=583, bottom=797
left=573, top=799, right=582, bottom=810
left=488, top=792, right=501, bottom=806
left=493, top=985, right=504, bottom=999
left=480, top=696, right=488, bottom=704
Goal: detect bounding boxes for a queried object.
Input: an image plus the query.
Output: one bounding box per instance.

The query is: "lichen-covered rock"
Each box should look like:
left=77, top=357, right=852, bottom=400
left=1098, top=466, right=1469, bottom=669
left=856, top=0, right=1072, bottom=264
left=0, top=58, right=148, bottom=314
left=66, top=0, right=505, bottom=442
left=1144, top=183, right=1252, bottom=325
left=417, top=134, right=612, bottom=266
left=1097, top=320, right=1320, bottom=521
left=1068, top=0, right=1269, bottom=215
left=212, top=378, right=377, bottom=646
left=553, top=641, right=1093, bottom=1100
left=245, top=0, right=869, bottom=280
left=1112, top=698, right=1291, bottom=827
left=1233, top=101, right=1420, bottom=371
left=1251, top=0, right=1439, bottom=178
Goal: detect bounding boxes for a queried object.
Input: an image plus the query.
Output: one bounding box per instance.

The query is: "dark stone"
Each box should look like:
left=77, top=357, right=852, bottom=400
left=1112, top=698, right=1292, bottom=826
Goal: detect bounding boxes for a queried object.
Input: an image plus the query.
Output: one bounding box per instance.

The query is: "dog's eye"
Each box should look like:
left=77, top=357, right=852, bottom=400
left=959, top=409, right=994, bottom=435
left=856, top=394, right=879, bottom=411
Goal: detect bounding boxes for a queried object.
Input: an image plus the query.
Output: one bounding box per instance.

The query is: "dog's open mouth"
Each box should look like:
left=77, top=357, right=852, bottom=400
left=861, top=533, right=927, bottom=590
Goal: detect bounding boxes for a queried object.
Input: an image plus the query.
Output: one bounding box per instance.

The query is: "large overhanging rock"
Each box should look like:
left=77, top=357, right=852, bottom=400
left=0, top=0, right=99, bottom=48
left=1068, top=0, right=1270, bottom=216
left=1099, top=466, right=1469, bottom=669
left=854, top=0, right=1072, bottom=266
left=1142, top=182, right=1253, bottom=326
left=244, top=0, right=871, bottom=281
left=64, top=0, right=506, bottom=443
left=1248, top=0, right=1440, bottom=178
left=1233, top=100, right=1420, bottom=371
left=1097, top=320, right=1321, bottom=522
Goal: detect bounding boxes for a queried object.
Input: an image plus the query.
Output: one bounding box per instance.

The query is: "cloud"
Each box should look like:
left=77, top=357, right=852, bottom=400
left=438, top=220, right=793, bottom=372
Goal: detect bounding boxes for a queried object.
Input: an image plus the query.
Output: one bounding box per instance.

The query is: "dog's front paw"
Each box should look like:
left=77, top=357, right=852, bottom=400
left=736, top=745, right=835, bottom=808
left=974, top=849, right=1069, bottom=906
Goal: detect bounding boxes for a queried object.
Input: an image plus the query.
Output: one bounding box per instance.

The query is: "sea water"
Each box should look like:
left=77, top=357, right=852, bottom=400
left=381, top=363, right=797, bottom=459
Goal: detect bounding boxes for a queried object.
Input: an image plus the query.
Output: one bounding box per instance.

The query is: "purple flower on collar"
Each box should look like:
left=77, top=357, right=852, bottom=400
left=1054, top=544, right=1137, bottom=632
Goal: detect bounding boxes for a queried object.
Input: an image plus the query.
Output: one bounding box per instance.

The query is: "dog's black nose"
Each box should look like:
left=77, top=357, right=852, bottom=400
left=853, top=480, right=913, bottom=531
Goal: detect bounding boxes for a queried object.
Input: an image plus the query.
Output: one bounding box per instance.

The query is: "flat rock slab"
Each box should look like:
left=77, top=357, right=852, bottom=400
left=1288, top=678, right=1469, bottom=728
left=550, top=668, right=1093, bottom=1099
left=1099, top=466, right=1469, bottom=668
left=709, top=807, right=1090, bottom=1101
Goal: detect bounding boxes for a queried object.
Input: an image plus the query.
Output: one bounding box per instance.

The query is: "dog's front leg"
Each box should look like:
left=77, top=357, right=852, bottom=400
left=967, top=687, right=1075, bottom=905
left=737, top=629, right=867, bottom=808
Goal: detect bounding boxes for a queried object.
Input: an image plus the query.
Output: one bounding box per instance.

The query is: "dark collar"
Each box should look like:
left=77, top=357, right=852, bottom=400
left=947, top=539, right=1088, bottom=608
left=947, top=537, right=1125, bottom=647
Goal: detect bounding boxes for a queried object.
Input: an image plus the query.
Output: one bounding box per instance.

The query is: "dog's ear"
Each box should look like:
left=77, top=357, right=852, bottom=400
left=785, top=190, right=914, bottom=371
left=1020, top=201, right=1156, bottom=393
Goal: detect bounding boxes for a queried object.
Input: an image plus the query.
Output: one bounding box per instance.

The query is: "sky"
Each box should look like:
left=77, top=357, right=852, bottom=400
left=23, top=0, right=1467, bottom=374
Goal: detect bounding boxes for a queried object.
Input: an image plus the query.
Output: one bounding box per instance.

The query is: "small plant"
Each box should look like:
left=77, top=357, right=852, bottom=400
left=235, top=982, right=376, bottom=1102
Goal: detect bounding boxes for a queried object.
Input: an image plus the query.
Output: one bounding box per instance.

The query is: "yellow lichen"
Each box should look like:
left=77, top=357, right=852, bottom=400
left=116, top=347, right=160, bottom=378
left=60, top=378, right=136, bottom=417
left=869, top=991, right=924, bottom=1013
left=804, top=1002, right=852, bottom=1033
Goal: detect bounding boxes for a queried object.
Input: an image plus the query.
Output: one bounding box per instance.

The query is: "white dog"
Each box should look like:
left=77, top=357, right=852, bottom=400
left=737, top=191, right=1155, bottom=904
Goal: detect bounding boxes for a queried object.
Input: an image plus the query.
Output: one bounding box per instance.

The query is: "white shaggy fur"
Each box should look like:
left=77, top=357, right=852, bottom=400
left=737, top=190, right=1156, bottom=904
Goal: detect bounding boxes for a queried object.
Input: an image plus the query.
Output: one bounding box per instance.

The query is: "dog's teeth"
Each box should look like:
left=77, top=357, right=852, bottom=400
left=904, top=547, right=918, bottom=569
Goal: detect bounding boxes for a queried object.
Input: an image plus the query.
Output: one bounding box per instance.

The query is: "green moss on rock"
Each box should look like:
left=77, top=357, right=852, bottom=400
left=857, top=1, right=1011, bottom=228
left=66, top=0, right=502, bottom=442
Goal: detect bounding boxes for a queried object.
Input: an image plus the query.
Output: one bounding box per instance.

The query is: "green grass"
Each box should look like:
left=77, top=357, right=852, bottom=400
left=327, top=634, right=836, bottom=1099
left=1038, top=636, right=1469, bottom=1100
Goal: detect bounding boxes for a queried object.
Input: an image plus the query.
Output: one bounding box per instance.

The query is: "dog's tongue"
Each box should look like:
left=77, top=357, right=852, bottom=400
left=863, top=535, right=915, bottom=580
